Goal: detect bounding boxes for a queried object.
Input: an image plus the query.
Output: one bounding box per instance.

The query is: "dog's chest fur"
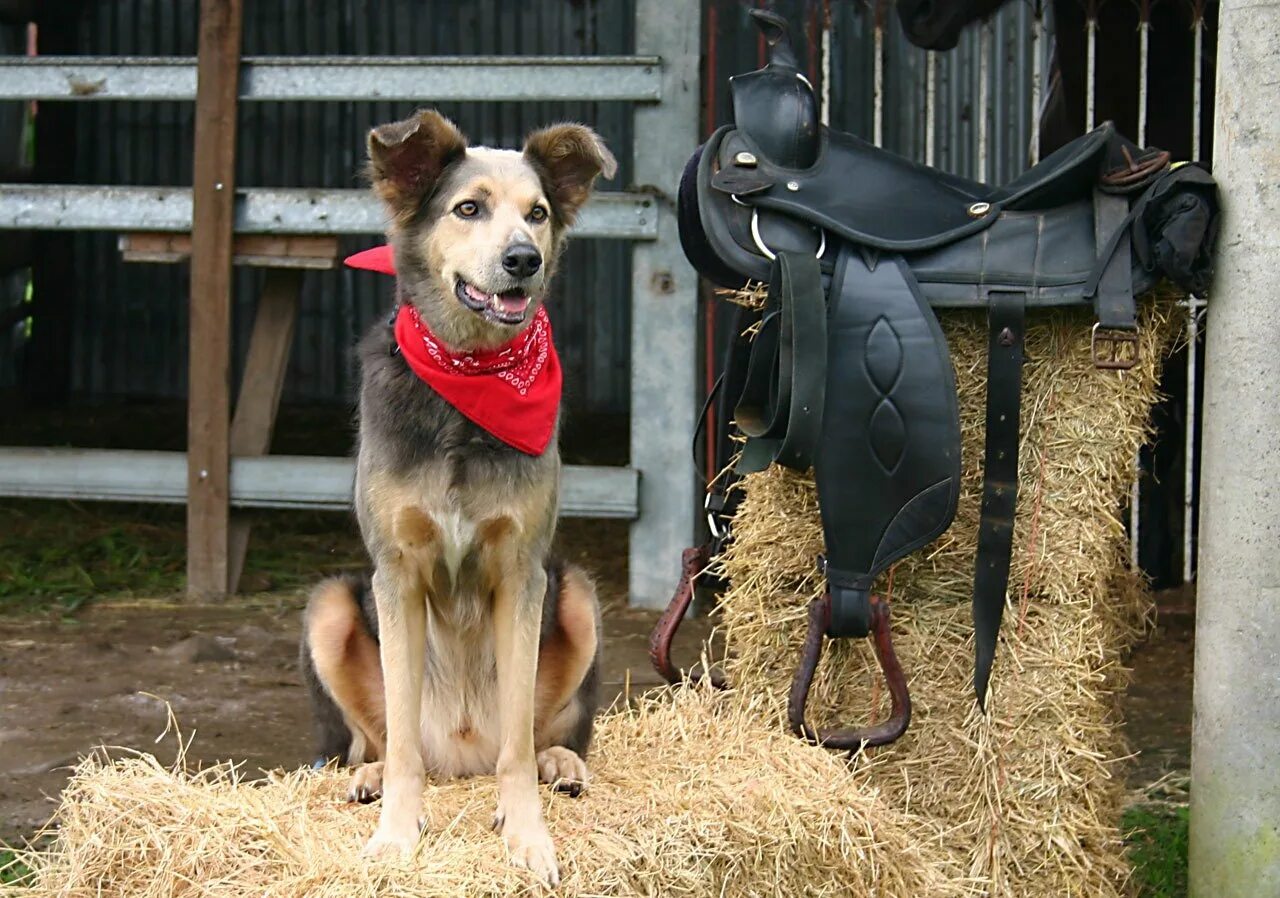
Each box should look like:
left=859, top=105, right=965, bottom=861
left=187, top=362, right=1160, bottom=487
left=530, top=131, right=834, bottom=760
left=353, top=321, right=559, bottom=777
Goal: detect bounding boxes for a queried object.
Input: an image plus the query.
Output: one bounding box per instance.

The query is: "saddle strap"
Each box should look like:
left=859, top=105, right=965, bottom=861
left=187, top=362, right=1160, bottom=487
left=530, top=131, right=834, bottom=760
left=734, top=251, right=827, bottom=473
left=1090, top=190, right=1137, bottom=331
left=972, top=290, right=1027, bottom=708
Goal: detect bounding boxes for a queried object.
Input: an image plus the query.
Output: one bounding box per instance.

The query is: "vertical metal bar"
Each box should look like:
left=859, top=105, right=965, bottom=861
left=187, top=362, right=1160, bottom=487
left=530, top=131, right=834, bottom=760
left=1184, top=5, right=1207, bottom=582
left=1138, top=11, right=1150, bottom=145
left=1131, top=4, right=1152, bottom=571
left=1192, top=9, right=1204, bottom=161
left=925, top=50, right=937, bottom=166
left=873, top=1, right=885, bottom=147
left=820, top=1, right=832, bottom=126
left=629, top=0, right=700, bottom=608
left=1085, top=12, right=1097, bottom=131
left=977, top=18, right=991, bottom=180
left=187, top=0, right=243, bottom=599
left=1030, top=0, right=1042, bottom=164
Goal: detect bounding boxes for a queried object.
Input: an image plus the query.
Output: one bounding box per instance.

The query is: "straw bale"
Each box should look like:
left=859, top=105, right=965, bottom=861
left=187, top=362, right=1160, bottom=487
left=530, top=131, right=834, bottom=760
left=714, top=296, right=1181, bottom=896
left=9, top=687, right=953, bottom=898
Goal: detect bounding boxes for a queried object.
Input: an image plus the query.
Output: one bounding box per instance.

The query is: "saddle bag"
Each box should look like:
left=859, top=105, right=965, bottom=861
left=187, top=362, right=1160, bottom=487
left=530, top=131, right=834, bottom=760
left=651, top=9, right=1218, bottom=750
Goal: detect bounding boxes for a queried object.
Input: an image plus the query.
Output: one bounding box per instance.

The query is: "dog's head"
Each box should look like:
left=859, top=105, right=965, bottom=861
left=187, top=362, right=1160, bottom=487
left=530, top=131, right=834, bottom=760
left=367, top=109, right=617, bottom=350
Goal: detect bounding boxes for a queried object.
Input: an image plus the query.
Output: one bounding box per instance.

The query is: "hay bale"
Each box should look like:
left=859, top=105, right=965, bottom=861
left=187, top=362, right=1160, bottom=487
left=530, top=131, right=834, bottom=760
left=11, top=687, right=952, bottom=898
left=716, top=297, right=1180, bottom=896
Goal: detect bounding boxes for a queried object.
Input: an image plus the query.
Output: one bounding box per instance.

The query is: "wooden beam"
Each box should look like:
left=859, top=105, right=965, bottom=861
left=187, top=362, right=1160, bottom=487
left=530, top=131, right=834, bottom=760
left=226, top=269, right=302, bottom=593
left=186, top=0, right=243, bottom=600
left=119, top=232, right=338, bottom=269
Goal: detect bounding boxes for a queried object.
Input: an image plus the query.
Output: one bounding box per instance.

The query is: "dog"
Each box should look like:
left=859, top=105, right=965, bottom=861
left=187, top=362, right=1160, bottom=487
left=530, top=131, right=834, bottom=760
left=299, top=108, right=616, bottom=885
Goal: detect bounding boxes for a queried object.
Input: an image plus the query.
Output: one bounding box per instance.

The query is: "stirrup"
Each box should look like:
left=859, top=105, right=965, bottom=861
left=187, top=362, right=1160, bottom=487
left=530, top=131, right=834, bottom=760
left=787, top=591, right=911, bottom=751
left=648, top=545, right=727, bottom=688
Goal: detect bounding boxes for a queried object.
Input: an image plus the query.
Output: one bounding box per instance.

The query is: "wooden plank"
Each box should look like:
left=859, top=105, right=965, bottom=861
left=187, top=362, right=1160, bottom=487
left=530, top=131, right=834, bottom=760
left=226, top=269, right=302, bottom=593
left=186, top=0, right=243, bottom=600
left=119, top=232, right=338, bottom=267
left=0, top=448, right=640, bottom=519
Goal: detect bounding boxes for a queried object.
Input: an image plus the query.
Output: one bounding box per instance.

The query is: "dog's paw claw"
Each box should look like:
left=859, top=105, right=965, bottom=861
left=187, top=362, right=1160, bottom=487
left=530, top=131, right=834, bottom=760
left=536, top=746, right=589, bottom=798
left=347, top=762, right=384, bottom=804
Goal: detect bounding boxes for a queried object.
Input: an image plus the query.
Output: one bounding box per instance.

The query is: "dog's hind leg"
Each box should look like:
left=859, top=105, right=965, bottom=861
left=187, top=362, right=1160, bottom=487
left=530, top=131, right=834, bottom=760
left=534, top=562, right=602, bottom=797
left=301, top=577, right=386, bottom=767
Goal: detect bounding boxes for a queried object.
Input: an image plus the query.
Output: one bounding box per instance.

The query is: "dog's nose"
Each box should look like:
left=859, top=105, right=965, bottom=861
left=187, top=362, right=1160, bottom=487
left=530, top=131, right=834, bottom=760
left=502, top=243, right=542, bottom=278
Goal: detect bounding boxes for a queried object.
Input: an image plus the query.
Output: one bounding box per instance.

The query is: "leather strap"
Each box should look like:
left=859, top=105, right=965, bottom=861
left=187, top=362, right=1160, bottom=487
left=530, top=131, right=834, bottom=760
left=1090, top=190, right=1137, bottom=331
left=972, top=290, right=1027, bottom=709
left=734, top=251, right=827, bottom=473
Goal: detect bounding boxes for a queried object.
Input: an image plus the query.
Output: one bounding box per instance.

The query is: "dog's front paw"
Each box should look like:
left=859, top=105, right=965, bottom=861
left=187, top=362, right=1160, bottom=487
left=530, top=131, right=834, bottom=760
left=347, top=762, right=385, bottom=804
left=536, top=746, right=589, bottom=797
left=503, top=819, right=560, bottom=886
left=362, top=820, right=420, bottom=860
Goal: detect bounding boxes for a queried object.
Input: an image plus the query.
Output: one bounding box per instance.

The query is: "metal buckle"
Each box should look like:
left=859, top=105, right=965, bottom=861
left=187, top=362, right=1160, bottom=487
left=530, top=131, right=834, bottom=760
left=1091, top=323, right=1140, bottom=370
left=704, top=492, right=724, bottom=539
left=749, top=207, right=826, bottom=262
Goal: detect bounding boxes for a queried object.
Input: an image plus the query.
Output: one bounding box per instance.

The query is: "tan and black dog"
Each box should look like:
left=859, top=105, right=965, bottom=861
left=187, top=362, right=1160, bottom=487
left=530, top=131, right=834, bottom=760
left=299, top=108, right=615, bottom=884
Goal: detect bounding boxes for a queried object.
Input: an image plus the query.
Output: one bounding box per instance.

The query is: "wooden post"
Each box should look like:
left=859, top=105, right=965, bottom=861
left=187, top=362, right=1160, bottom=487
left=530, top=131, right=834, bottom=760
left=186, top=0, right=242, bottom=599
left=226, top=268, right=302, bottom=593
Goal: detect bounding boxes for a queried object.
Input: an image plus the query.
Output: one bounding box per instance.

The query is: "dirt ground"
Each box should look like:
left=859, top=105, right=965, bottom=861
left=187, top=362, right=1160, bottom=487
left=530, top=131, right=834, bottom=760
left=0, top=586, right=1194, bottom=847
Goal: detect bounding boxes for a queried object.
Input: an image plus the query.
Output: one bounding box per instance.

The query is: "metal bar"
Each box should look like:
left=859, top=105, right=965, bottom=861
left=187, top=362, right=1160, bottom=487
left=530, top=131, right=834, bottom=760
left=629, top=0, right=700, bottom=608
left=977, top=18, right=991, bottom=181
left=1085, top=16, right=1097, bottom=131
left=1137, top=19, right=1149, bottom=145
left=1030, top=1, right=1042, bottom=165
left=187, top=0, right=242, bottom=600
left=0, top=449, right=640, bottom=518
left=873, top=8, right=885, bottom=147
left=0, top=185, right=658, bottom=239
left=925, top=51, right=937, bottom=166
left=820, top=8, right=832, bottom=126
left=0, top=55, right=664, bottom=102
left=1185, top=8, right=1207, bottom=582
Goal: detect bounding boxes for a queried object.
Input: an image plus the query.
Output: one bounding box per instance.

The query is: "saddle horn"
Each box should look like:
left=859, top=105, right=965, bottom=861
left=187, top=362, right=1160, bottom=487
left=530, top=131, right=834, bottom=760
left=729, top=9, right=820, bottom=170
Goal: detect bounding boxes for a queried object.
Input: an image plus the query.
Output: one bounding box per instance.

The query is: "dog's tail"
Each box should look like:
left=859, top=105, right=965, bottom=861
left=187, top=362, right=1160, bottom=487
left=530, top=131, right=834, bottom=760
left=299, top=575, right=381, bottom=768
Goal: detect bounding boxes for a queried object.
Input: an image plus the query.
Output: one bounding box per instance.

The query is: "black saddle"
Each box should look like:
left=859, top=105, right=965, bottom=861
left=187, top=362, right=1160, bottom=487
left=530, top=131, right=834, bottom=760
left=652, top=9, right=1218, bottom=751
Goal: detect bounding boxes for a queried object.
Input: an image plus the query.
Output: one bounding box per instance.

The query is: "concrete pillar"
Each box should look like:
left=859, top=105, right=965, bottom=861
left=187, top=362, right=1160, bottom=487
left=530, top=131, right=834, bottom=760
left=1189, top=2, right=1280, bottom=895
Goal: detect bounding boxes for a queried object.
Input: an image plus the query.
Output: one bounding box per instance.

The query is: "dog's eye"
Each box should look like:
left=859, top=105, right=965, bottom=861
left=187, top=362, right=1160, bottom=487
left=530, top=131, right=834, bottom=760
left=528, top=205, right=549, bottom=224
left=454, top=201, right=480, bottom=219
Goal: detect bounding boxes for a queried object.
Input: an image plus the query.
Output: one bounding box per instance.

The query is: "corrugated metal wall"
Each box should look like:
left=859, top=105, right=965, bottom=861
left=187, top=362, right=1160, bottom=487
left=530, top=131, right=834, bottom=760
left=51, top=0, right=1049, bottom=411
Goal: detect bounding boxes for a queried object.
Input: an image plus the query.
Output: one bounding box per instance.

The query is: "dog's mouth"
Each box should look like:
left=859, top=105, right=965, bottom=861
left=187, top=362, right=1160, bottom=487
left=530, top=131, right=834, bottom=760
left=455, top=279, right=534, bottom=325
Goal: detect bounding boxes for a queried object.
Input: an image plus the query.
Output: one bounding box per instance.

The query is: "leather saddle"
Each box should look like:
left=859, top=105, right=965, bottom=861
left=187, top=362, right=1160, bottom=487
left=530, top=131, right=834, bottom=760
left=651, top=9, right=1218, bottom=751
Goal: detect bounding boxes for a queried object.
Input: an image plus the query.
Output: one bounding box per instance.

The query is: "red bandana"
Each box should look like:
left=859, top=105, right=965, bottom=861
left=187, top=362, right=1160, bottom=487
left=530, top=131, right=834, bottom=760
left=392, top=297, right=561, bottom=457
left=347, top=244, right=562, bottom=455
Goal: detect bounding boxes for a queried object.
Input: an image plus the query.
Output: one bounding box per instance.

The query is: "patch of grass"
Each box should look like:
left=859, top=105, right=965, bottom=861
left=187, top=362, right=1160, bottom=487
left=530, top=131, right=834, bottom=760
left=0, top=846, right=32, bottom=887
left=1124, top=803, right=1190, bottom=898
left=0, top=499, right=366, bottom=616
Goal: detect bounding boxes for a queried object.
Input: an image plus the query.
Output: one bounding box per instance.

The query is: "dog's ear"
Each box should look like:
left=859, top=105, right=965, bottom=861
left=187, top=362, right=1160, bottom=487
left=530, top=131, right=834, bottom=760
left=367, top=109, right=467, bottom=224
left=522, top=124, right=618, bottom=226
